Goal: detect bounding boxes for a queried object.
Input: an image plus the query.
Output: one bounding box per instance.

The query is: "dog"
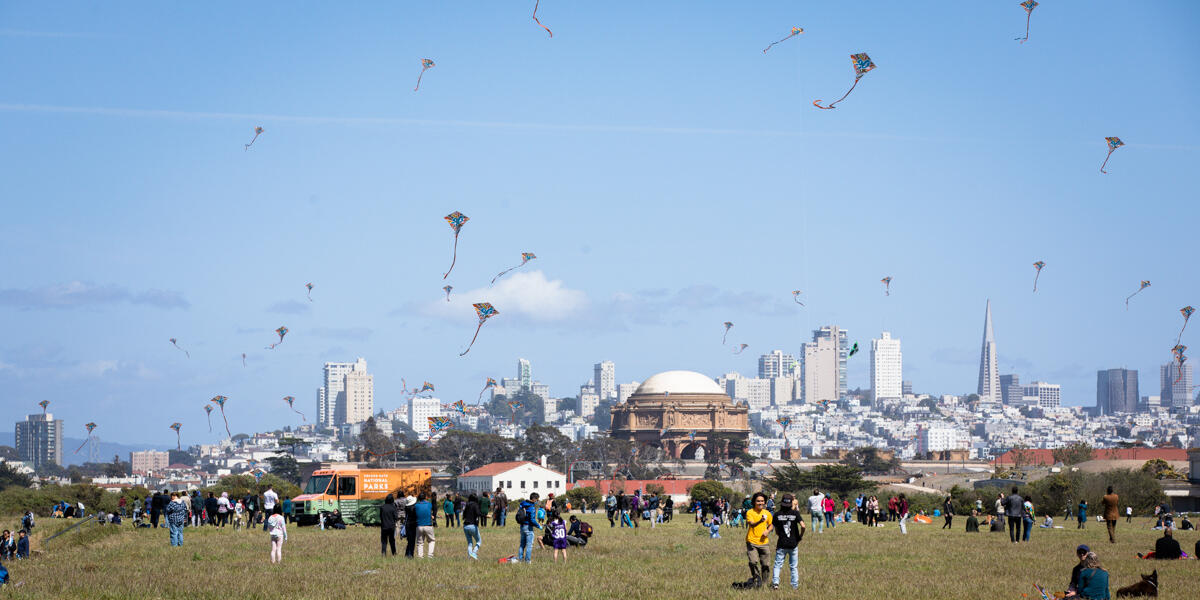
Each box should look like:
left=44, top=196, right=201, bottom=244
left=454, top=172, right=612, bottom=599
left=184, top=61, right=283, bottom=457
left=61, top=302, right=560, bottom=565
left=1116, top=569, right=1158, bottom=597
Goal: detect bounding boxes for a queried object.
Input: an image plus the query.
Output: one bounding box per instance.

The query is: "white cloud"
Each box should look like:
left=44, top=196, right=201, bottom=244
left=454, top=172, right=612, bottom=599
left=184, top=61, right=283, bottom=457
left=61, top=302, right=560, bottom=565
left=422, top=270, right=588, bottom=324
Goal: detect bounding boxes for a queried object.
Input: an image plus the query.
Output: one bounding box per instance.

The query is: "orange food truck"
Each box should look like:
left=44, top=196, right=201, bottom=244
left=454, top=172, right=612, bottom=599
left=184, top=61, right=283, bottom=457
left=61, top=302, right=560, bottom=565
left=295, top=467, right=430, bottom=526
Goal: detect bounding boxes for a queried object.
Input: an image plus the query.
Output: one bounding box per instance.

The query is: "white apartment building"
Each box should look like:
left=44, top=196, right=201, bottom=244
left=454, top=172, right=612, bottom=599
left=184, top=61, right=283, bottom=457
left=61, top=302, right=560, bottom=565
left=342, top=368, right=374, bottom=425
left=870, top=331, right=903, bottom=402
left=518, top=358, right=532, bottom=389
left=769, top=376, right=794, bottom=407
left=543, top=397, right=559, bottom=422
left=1022, top=381, right=1061, bottom=408
left=594, top=361, right=615, bottom=401
left=917, top=427, right=969, bottom=454
left=802, top=336, right=838, bottom=404
left=616, top=382, right=640, bottom=404
left=320, top=358, right=366, bottom=427
left=408, top=397, right=444, bottom=441
left=758, top=350, right=797, bottom=379
left=579, top=391, right=600, bottom=419
left=719, top=373, right=771, bottom=411
left=131, top=450, right=170, bottom=474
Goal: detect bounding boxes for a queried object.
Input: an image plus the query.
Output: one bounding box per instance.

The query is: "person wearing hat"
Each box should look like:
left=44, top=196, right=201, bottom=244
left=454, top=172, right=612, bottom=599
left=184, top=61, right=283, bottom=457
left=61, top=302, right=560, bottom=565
left=770, top=493, right=805, bottom=590
left=1064, top=545, right=1089, bottom=597
left=402, top=495, right=418, bottom=558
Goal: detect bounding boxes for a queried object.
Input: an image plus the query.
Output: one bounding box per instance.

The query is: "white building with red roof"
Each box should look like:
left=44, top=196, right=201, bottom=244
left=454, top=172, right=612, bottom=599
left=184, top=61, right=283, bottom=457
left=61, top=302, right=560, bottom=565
left=457, top=460, right=565, bottom=498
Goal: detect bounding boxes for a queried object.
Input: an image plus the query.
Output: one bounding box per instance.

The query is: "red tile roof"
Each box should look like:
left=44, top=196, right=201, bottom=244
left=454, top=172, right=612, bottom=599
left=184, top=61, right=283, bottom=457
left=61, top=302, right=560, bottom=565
left=570, top=479, right=699, bottom=496
left=459, top=461, right=565, bottom=477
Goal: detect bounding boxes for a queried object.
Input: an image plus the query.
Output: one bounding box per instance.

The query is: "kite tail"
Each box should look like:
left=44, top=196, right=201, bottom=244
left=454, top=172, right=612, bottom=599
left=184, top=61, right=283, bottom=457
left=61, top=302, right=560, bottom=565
left=532, top=0, right=553, bottom=37
left=73, top=438, right=88, bottom=454
left=176, top=433, right=181, bottom=451
left=244, top=134, right=258, bottom=151
left=813, top=77, right=861, bottom=110
left=459, top=321, right=486, bottom=356
left=414, top=70, right=426, bottom=92
left=491, top=266, right=517, bottom=285
left=1100, top=150, right=1114, bottom=174
left=222, top=412, right=231, bottom=439
left=1020, top=14, right=1032, bottom=44
left=207, top=415, right=213, bottom=433
left=722, top=331, right=729, bottom=345
left=1033, top=272, right=1041, bottom=292
left=293, top=408, right=307, bottom=422
left=763, top=40, right=781, bottom=54
left=443, top=235, right=458, bottom=279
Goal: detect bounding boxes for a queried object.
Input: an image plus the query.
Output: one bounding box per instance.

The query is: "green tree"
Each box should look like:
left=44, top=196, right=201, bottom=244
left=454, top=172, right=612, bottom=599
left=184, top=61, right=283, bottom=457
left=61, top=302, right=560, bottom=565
left=592, top=399, right=614, bottom=429
left=489, top=389, right=545, bottom=426
left=840, top=447, right=901, bottom=475
left=763, top=462, right=877, bottom=498
left=0, top=462, right=32, bottom=490
left=103, top=455, right=127, bottom=477
left=1051, top=442, right=1094, bottom=466
left=0, top=446, right=20, bottom=461
left=168, top=450, right=195, bottom=467
left=1141, top=458, right=1184, bottom=480
left=688, top=480, right=737, bottom=505
left=518, top=425, right=573, bottom=471
left=266, top=454, right=302, bottom=485
left=645, top=483, right=666, bottom=497
left=432, top=431, right=516, bottom=475
left=357, top=417, right=396, bottom=458
left=565, top=485, right=602, bottom=511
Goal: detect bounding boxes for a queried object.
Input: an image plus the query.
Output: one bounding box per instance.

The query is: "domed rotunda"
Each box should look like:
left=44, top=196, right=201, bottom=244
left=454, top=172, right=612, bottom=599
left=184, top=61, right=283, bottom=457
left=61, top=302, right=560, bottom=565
left=609, top=370, right=749, bottom=460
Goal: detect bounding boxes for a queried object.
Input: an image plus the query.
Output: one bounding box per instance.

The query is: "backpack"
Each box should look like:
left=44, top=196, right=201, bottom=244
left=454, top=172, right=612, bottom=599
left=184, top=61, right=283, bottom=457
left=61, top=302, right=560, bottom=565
left=579, top=522, right=593, bottom=536
left=515, top=504, right=530, bottom=525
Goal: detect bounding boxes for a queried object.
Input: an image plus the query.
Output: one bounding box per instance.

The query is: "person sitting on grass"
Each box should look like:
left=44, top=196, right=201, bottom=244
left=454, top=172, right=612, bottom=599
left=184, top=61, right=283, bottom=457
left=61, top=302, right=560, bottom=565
left=566, top=516, right=591, bottom=547
left=14, top=532, right=28, bottom=560
left=1137, top=526, right=1182, bottom=560
left=1063, top=545, right=1089, bottom=597
left=1065, top=551, right=1108, bottom=600
left=1040, top=514, right=1054, bottom=528
left=0, top=532, right=12, bottom=559
left=709, top=516, right=722, bottom=539
left=1178, top=515, right=1193, bottom=531
left=965, top=510, right=980, bottom=532
left=327, top=510, right=346, bottom=530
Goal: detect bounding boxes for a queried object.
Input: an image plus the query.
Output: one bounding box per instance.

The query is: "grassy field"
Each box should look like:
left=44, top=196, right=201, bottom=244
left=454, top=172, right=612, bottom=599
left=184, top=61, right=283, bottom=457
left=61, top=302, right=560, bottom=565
left=3, top=514, right=1197, bottom=599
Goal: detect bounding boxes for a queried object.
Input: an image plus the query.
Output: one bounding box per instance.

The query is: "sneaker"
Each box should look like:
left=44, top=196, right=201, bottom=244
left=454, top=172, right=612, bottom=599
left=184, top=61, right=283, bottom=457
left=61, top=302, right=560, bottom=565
left=770, top=584, right=779, bottom=590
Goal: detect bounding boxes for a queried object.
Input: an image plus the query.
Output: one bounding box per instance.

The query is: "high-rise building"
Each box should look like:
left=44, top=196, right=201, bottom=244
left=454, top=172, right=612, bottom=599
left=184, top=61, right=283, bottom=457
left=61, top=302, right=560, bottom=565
left=408, top=397, right=443, bottom=441
left=14, top=412, right=62, bottom=469
left=517, top=358, right=532, bottom=390
left=870, top=332, right=902, bottom=402
left=320, top=359, right=361, bottom=426
left=1096, top=368, right=1139, bottom=415
left=594, top=361, right=615, bottom=401
left=769, top=377, right=794, bottom=407
left=531, top=383, right=550, bottom=402
left=758, top=351, right=797, bottom=379
left=342, top=368, right=375, bottom=424
left=808, top=326, right=849, bottom=400
left=977, top=301, right=1001, bottom=403
left=1161, top=362, right=1194, bottom=410
left=1022, top=381, right=1061, bottom=408
left=130, top=450, right=169, bottom=474
left=579, top=391, right=600, bottom=419
left=616, top=382, right=640, bottom=404
left=719, top=373, right=771, bottom=411
left=902, top=381, right=913, bottom=396
left=801, top=335, right=838, bottom=404
left=1000, top=374, right=1025, bottom=406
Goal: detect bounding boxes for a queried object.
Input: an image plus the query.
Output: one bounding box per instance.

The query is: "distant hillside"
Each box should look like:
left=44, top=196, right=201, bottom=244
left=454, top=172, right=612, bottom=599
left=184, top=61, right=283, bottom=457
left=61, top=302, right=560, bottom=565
left=0, top=431, right=164, bottom=466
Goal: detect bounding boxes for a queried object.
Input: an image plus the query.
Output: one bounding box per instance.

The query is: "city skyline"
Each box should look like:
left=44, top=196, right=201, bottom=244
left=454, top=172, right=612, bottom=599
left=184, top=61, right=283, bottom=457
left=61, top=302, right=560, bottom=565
left=2, top=2, right=1198, bottom=444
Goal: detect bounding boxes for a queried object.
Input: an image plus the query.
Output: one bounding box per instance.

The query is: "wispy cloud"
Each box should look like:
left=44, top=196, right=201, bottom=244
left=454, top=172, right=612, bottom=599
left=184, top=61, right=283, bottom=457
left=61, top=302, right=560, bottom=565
left=266, top=300, right=311, bottom=315
left=418, top=270, right=588, bottom=325
left=0, top=281, right=188, bottom=310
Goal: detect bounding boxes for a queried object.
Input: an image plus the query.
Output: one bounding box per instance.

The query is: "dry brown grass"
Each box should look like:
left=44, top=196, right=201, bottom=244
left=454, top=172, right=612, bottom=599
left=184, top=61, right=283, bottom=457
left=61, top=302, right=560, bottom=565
left=3, top=515, right=1197, bottom=599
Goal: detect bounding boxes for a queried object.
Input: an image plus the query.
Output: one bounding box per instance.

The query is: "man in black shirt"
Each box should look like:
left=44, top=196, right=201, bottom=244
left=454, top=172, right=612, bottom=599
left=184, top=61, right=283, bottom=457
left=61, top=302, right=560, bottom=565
left=770, top=493, right=805, bottom=591
left=1139, top=527, right=1182, bottom=560
left=1066, top=544, right=1088, bottom=596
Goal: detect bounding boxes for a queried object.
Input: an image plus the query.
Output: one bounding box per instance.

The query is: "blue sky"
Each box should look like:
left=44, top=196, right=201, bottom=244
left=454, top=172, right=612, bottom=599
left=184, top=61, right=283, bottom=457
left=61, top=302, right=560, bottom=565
left=1, top=1, right=1197, bottom=446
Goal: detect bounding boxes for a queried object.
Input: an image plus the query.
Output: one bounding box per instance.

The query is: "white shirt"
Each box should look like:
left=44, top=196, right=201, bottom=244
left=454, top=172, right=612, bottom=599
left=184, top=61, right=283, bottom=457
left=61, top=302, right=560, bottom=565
left=218, top=496, right=231, bottom=512
left=807, top=494, right=823, bottom=513
left=263, top=489, right=279, bottom=510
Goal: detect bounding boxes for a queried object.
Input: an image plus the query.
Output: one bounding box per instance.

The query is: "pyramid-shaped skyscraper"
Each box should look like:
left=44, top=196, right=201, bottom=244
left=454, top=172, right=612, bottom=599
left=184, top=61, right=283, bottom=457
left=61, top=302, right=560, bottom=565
left=977, top=300, right=1001, bottom=403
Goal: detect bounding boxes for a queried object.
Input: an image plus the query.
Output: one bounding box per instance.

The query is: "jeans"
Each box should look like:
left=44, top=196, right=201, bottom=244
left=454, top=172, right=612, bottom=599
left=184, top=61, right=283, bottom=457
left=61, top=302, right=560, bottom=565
left=824, top=511, right=835, bottom=528
left=1022, top=517, right=1033, bottom=541
left=463, top=524, right=480, bottom=558
left=518, top=524, right=535, bottom=562
left=168, top=522, right=183, bottom=546
left=1008, top=516, right=1022, bottom=542
left=772, top=547, right=799, bottom=588
left=811, top=511, right=824, bottom=533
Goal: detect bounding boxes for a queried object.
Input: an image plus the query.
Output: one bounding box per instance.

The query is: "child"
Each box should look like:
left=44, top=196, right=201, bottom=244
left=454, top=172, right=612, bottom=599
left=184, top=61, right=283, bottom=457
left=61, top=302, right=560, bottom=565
left=233, top=500, right=245, bottom=530
left=709, top=516, right=722, bottom=538
left=550, top=514, right=568, bottom=563
left=267, top=506, right=287, bottom=564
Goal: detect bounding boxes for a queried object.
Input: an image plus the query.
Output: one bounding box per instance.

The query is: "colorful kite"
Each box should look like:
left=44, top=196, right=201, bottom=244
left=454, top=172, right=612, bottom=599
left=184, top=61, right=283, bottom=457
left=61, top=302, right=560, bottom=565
left=848, top=342, right=859, bottom=358
left=688, top=430, right=696, bottom=441
left=459, top=302, right=498, bottom=356
left=38, top=400, right=49, bottom=414
left=211, top=395, right=232, bottom=438
left=283, top=396, right=306, bottom=421
left=722, top=321, right=734, bottom=345
left=1100, top=137, right=1124, bottom=174
left=74, top=422, right=97, bottom=454
left=478, top=377, right=498, bottom=402
left=881, top=276, right=892, bottom=296
left=791, top=290, right=805, bottom=306
left=414, top=382, right=435, bottom=397
left=1172, top=344, right=1188, bottom=385
left=204, top=405, right=214, bottom=432
left=1015, top=0, right=1038, bottom=43
left=169, top=422, right=182, bottom=450
left=449, top=400, right=467, bottom=415
left=244, top=126, right=264, bottom=150
left=414, top=58, right=435, bottom=92
left=1179, top=306, right=1196, bottom=344
left=507, top=399, right=523, bottom=414
left=242, top=353, right=247, bottom=367
left=1125, top=280, right=1151, bottom=309
left=1032, top=261, right=1046, bottom=292
left=428, top=416, right=454, bottom=438
left=491, top=252, right=537, bottom=285
left=732, top=343, right=748, bottom=355
left=532, top=0, right=552, bottom=37
left=306, top=282, right=314, bottom=301
left=763, top=26, right=804, bottom=53
left=266, top=326, right=288, bottom=349
left=443, top=285, right=453, bottom=302
left=442, top=211, right=469, bottom=279
left=169, top=338, right=189, bottom=358
left=814, top=53, right=876, bottom=110
left=776, top=416, right=792, bottom=429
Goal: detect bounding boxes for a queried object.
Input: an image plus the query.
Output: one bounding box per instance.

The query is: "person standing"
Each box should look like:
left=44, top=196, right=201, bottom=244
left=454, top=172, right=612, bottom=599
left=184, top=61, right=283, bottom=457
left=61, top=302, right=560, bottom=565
left=267, top=506, right=287, bottom=564
left=822, top=494, right=835, bottom=529
left=262, top=486, right=278, bottom=532
left=1101, top=486, right=1119, bottom=543
left=1124, top=506, right=1132, bottom=524
left=179, top=492, right=191, bottom=528
left=770, top=493, right=804, bottom=591
left=807, top=489, right=824, bottom=534
left=550, top=513, right=568, bottom=563
left=741, top=493, right=774, bottom=589
left=606, top=492, right=617, bottom=527
left=379, top=494, right=399, bottom=557
left=191, top=491, right=202, bottom=526
left=896, top=494, right=909, bottom=535
left=1021, top=496, right=1035, bottom=542
left=479, top=492, right=490, bottom=527
left=403, top=495, right=417, bottom=558
left=493, top=487, right=508, bottom=527
left=149, top=490, right=164, bottom=528
left=442, top=495, right=455, bottom=528
left=1004, top=486, right=1024, bottom=543
left=942, top=496, right=954, bottom=529
left=462, top=494, right=481, bottom=559
left=282, top=496, right=293, bottom=524
left=164, top=492, right=188, bottom=547
left=1077, top=499, right=1088, bottom=529
left=517, top=492, right=541, bottom=563
left=204, top=492, right=218, bottom=526
left=889, top=495, right=899, bottom=522
left=118, top=496, right=127, bottom=519
left=414, top=493, right=436, bottom=558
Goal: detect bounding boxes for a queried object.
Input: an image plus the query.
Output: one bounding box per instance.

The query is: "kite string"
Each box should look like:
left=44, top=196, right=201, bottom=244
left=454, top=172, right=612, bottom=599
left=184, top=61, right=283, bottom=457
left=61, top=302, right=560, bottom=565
left=532, top=0, right=552, bottom=37
left=460, top=320, right=486, bottom=356
left=444, top=234, right=458, bottom=279
left=815, top=76, right=861, bottom=110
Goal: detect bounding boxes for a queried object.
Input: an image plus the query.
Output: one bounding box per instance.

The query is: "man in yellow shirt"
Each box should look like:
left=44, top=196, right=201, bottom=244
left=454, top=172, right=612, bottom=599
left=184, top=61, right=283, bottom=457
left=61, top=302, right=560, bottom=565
left=738, top=492, right=774, bottom=589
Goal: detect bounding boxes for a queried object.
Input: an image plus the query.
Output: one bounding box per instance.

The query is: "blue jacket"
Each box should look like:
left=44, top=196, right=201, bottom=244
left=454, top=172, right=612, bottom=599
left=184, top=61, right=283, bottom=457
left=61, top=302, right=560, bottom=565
left=1077, top=568, right=1109, bottom=600
left=414, top=501, right=433, bottom=526
left=16, top=536, right=29, bottom=558
left=282, top=499, right=293, bottom=515
left=518, top=500, right=543, bottom=529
